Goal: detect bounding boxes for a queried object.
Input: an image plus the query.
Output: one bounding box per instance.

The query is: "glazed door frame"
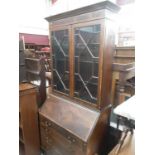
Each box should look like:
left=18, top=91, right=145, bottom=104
left=71, top=20, right=104, bottom=109
left=50, top=25, right=72, bottom=97
left=50, top=19, right=105, bottom=109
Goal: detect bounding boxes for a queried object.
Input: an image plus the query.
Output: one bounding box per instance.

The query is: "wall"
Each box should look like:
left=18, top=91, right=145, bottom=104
left=116, top=3, right=135, bottom=46
left=19, top=0, right=135, bottom=46
left=19, top=0, right=48, bottom=35
left=45, top=0, right=116, bottom=16
left=19, top=0, right=117, bottom=35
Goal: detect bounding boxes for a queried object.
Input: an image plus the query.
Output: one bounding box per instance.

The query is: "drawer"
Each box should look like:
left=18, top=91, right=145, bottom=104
left=40, top=115, right=84, bottom=147
left=39, top=115, right=86, bottom=155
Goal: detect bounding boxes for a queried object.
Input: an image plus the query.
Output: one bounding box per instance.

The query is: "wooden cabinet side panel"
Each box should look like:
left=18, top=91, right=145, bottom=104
left=101, top=19, right=116, bottom=109
left=20, top=92, right=40, bottom=155
left=87, top=108, right=111, bottom=155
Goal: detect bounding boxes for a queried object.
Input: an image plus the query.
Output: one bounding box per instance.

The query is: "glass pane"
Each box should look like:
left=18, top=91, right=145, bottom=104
left=74, top=25, right=100, bottom=104
left=51, top=30, right=69, bottom=94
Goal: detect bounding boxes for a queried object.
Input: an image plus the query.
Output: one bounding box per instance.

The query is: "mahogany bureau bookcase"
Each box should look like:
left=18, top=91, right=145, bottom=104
left=39, top=1, right=120, bottom=155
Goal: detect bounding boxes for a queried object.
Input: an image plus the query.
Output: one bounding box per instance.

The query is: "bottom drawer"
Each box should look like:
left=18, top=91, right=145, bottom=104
left=40, top=127, right=85, bottom=155
left=39, top=116, right=86, bottom=155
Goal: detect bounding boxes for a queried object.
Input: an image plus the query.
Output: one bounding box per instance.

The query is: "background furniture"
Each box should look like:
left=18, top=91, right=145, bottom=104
left=19, top=39, right=26, bottom=83
left=111, top=62, right=135, bottom=105
left=114, top=96, right=135, bottom=130
left=109, top=96, right=135, bottom=155
left=111, top=46, right=135, bottom=106
left=34, top=51, right=51, bottom=72
left=25, top=58, right=46, bottom=107
left=34, top=50, right=52, bottom=86
left=113, top=46, right=135, bottom=64
left=19, top=37, right=47, bottom=107
left=19, top=83, right=40, bottom=155
left=114, top=96, right=135, bottom=120
left=39, top=1, right=120, bottom=155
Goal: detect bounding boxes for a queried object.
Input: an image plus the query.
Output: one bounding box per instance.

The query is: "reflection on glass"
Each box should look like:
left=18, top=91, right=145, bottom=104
left=74, top=25, right=100, bottom=104
left=51, top=30, right=69, bottom=94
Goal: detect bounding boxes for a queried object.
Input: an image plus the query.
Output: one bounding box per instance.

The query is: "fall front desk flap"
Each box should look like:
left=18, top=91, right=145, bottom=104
left=39, top=94, right=100, bottom=142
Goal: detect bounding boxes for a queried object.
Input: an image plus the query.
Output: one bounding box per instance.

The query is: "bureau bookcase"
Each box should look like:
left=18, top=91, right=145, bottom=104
left=39, top=1, right=120, bottom=155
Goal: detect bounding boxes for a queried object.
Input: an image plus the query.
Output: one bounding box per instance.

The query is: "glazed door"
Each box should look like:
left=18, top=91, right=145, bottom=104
left=51, top=27, right=70, bottom=95
left=50, top=21, right=104, bottom=107
left=72, top=21, right=103, bottom=105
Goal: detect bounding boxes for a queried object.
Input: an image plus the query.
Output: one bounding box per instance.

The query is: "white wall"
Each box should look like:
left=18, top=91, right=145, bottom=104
left=45, top=0, right=116, bottom=16
left=19, top=0, right=48, bottom=35
left=117, top=3, right=135, bottom=31
left=19, top=0, right=117, bottom=35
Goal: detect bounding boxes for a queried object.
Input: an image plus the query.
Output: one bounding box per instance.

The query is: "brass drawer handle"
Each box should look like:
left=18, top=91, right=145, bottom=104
left=67, top=136, right=71, bottom=139
left=67, top=136, right=76, bottom=144
left=72, top=139, right=76, bottom=143
left=47, top=122, right=52, bottom=127
left=67, top=136, right=72, bottom=144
